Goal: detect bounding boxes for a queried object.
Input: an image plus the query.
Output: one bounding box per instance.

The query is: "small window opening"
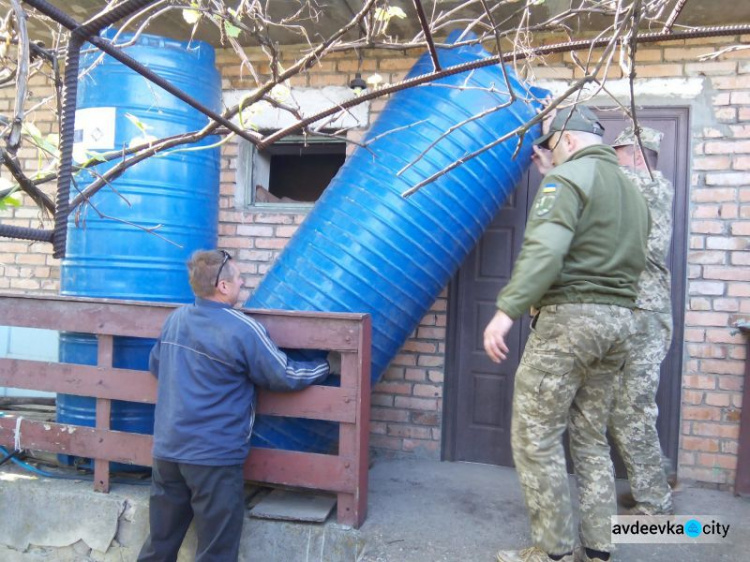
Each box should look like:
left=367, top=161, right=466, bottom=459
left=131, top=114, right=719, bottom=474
left=241, top=134, right=347, bottom=206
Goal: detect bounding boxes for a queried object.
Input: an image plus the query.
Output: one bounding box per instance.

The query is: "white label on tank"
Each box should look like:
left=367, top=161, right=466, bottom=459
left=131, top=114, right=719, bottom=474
left=73, top=107, right=116, bottom=162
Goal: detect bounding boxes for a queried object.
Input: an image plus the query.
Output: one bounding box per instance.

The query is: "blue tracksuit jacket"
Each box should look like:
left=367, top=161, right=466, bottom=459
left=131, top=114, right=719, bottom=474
left=149, top=297, right=330, bottom=465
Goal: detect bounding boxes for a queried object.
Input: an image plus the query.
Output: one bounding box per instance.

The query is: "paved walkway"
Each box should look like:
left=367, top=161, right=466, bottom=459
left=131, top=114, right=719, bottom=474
left=358, top=458, right=750, bottom=561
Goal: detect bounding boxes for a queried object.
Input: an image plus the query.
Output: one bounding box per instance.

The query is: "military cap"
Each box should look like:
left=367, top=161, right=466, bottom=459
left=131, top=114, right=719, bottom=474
left=534, top=105, right=605, bottom=149
left=612, top=125, right=664, bottom=154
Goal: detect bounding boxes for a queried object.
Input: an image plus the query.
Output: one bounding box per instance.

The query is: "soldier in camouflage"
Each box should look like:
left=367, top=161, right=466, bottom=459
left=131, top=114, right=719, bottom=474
left=484, top=106, right=650, bottom=562
left=609, top=125, right=675, bottom=516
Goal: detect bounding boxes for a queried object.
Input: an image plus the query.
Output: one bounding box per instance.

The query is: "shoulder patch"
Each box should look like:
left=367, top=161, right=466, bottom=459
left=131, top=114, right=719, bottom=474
left=534, top=183, right=558, bottom=216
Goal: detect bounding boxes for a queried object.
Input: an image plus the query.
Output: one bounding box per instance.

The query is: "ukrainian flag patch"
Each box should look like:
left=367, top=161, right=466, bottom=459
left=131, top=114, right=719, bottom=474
left=534, top=183, right=558, bottom=216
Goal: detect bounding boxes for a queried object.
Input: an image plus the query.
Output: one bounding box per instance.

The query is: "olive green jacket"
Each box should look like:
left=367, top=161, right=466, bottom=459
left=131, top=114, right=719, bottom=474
left=496, top=144, right=650, bottom=319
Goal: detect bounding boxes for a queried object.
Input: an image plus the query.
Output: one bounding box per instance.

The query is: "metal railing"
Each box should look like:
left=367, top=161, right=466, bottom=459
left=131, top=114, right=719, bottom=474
left=0, top=293, right=371, bottom=527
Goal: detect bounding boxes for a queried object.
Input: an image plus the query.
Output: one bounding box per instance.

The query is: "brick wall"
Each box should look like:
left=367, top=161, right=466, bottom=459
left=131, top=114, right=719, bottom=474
left=2, top=34, right=749, bottom=481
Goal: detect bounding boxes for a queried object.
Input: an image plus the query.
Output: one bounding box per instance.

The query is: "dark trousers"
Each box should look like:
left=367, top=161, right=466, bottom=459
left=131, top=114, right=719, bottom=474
left=137, top=459, right=245, bottom=562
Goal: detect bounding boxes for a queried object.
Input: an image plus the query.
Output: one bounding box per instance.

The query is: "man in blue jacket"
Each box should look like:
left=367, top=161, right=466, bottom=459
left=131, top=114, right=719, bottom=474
left=138, top=249, right=332, bottom=562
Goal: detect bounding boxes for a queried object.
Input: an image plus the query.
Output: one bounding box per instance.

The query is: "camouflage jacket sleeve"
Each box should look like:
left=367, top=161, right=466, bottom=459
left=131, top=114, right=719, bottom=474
left=621, top=169, right=674, bottom=312
left=495, top=175, right=580, bottom=319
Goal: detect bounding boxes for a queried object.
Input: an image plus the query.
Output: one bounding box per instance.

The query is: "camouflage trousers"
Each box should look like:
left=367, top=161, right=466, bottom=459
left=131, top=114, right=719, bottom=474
left=609, top=309, right=674, bottom=514
left=511, top=303, right=633, bottom=555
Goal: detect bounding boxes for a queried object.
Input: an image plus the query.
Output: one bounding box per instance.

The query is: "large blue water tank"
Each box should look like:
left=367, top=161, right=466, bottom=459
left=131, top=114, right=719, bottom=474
left=57, top=30, right=221, bottom=462
left=247, top=33, right=546, bottom=452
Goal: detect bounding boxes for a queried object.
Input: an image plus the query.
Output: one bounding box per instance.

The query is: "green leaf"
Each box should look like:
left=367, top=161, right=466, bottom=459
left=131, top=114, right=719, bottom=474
left=182, top=9, right=201, bottom=25
left=224, top=21, right=242, bottom=38
left=124, top=112, right=151, bottom=134
left=0, top=194, right=21, bottom=210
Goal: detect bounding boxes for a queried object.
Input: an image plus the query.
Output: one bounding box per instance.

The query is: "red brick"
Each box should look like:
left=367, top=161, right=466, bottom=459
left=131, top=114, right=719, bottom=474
left=704, top=141, right=750, bottom=155
left=413, top=384, right=442, bottom=398
left=685, top=61, right=737, bottom=76
left=402, top=439, right=439, bottom=454
left=720, top=204, right=738, bottom=218
left=684, top=374, right=717, bottom=390
left=727, top=282, right=750, bottom=297
left=718, top=375, right=744, bottom=391
left=387, top=425, right=433, bottom=440
left=689, top=251, right=726, bottom=265
left=706, top=172, right=750, bottom=186
left=369, top=434, right=403, bottom=450
left=731, top=127, right=750, bottom=140
left=373, top=381, right=412, bottom=395
left=687, top=343, right=726, bottom=358
left=688, top=280, right=725, bottom=295
left=684, top=328, right=706, bottom=342
left=714, top=107, right=737, bottom=122
left=417, top=355, right=443, bottom=367
left=703, top=266, right=749, bottom=281
left=411, top=411, right=439, bottom=426
left=693, top=205, right=720, bottom=219
left=428, top=370, right=444, bottom=383
left=732, top=221, right=750, bottom=235
left=369, top=421, right=388, bottom=435
left=685, top=311, right=730, bottom=326
left=394, top=396, right=438, bottom=411
left=690, top=235, right=706, bottom=249
left=697, top=453, right=737, bottom=471
left=683, top=390, right=705, bottom=404
left=705, top=392, right=732, bottom=407
left=401, top=340, right=438, bottom=354
left=689, top=298, right=711, bottom=311
left=678, top=466, right=730, bottom=485
left=682, top=406, right=722, bottom=421
left=404, top=368, right=427, bottom=382
left=702, top=359, right=745, bottom=375
left=682, top=436, right=720, bottom=452
left=691, top=188, right=738, bottom=202
left=730, top=345, right=747, bottom=361
left=694, top=156, right=731, bottom=170
left=714, top=298, right=740, bottom=312
left=371, top=394, right=394, bottom=407
left=692, top=422, right=740, bottom=439
left=706, top=328, right=745, bottom=344
left=690, top=220, right=725, bottom=234
left=712, top=75, right=750, bottom=89
left=251, top=213, right=296, bottom=224
left=707, top=236, right=748, bottom=251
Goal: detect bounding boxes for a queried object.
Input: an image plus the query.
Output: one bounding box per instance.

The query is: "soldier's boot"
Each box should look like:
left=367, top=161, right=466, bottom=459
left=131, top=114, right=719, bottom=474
left=496, top=546, right=574, bottom=562
left=575, top=547, right=612, bottom=561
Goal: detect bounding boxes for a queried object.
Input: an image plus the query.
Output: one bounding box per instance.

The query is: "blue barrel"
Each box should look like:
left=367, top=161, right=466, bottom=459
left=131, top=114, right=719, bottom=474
left=247, top=32, right=547, bottom=453
left=57, top=29, right=221, bottom=467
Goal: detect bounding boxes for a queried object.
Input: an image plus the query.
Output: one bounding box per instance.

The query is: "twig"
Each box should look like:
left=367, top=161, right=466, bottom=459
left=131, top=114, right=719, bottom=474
left=8, top=0, right=30, bottom=153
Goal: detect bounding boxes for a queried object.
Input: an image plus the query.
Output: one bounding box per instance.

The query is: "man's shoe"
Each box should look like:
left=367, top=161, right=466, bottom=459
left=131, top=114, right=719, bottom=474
left=496, top=546, right=574, bottom=562
left=575, top=546, right=611, bottom=561
left=623, top=503, right=674, bottom=516
left=617, top=490, right=637, bottom=509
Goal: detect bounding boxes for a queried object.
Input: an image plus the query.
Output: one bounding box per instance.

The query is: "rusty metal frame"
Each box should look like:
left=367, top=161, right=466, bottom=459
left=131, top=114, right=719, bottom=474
left=0, top=293, right=372, bottom=528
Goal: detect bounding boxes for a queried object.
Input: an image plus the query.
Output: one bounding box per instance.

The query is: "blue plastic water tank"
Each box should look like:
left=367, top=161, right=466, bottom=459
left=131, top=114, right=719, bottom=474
left=57, top=30, right=221, bottom=464
left=247, top=33, right=547, bottom=452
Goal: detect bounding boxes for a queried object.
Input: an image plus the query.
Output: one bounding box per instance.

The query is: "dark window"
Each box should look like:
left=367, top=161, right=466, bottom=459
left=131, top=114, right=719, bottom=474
left=239, top=136, right=347, bottom=206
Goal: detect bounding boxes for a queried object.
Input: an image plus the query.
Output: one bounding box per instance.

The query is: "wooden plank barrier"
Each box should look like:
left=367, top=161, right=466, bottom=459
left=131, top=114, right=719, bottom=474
left=0, top=293, right=371, bottom=527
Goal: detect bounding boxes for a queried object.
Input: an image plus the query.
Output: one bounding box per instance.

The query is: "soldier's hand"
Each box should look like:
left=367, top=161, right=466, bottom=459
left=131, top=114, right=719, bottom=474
left=532, top=145, right=553, bottom=175
left=483, top=310, right=514, bottom=364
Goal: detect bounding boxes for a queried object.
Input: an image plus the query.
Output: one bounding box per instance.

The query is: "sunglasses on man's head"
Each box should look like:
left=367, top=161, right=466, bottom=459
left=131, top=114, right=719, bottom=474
left=214, top=250, right=232, bottom=287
